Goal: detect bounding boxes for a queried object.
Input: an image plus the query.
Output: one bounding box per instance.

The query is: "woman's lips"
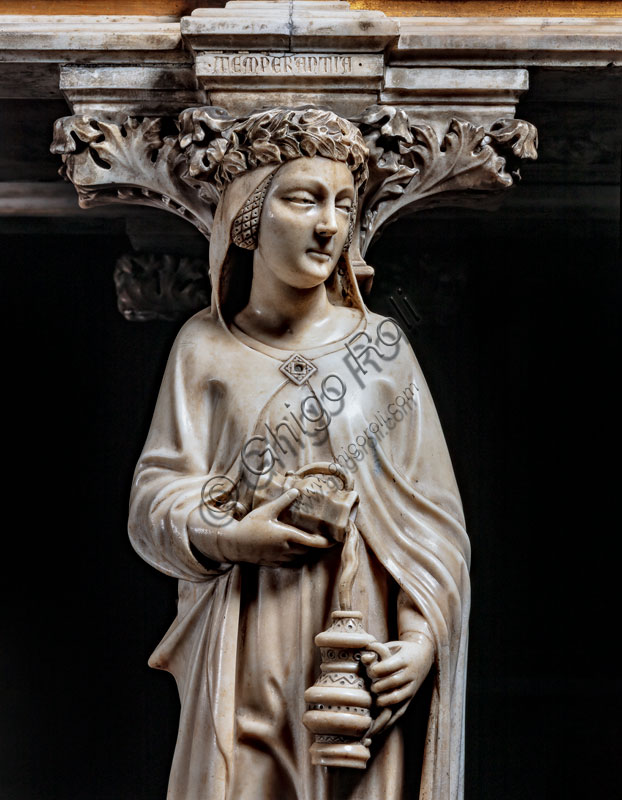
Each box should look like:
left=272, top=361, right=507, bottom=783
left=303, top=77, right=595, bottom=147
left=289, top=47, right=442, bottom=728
left=307, top=249, right=332, bottom=261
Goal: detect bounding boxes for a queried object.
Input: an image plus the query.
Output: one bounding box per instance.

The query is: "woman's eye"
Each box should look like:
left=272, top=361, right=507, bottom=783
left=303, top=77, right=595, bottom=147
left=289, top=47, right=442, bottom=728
left=337, top=203, right=352, bottom=213
left=286, top=195, right=315, bottom=205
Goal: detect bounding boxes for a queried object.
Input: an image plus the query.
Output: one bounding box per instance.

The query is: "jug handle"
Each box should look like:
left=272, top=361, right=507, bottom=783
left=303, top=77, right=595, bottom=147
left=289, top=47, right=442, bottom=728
left=362, top=641, right=413, bottom=737
left=287, top=462, right=353, bottom=491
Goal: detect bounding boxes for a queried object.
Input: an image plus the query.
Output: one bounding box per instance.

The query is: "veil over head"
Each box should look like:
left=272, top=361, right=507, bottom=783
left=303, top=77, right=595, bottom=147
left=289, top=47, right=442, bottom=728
left=208, top=160, right=368, bottom=324
left=197, top=106, right=370, bottom=324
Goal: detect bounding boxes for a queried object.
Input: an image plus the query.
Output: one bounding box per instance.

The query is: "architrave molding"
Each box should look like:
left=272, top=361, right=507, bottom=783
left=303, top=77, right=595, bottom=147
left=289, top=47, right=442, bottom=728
left=1, top=10, right=620, bottom=101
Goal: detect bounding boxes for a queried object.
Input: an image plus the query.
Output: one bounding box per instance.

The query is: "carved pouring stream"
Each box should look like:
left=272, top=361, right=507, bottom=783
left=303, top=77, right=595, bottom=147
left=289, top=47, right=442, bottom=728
left=300, top=469, right=410, bottom=769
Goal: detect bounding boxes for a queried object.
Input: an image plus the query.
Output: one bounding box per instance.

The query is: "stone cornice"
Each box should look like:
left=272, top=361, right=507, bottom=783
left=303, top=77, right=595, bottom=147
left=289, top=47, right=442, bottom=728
left=0, top=13, right=620, bottom=102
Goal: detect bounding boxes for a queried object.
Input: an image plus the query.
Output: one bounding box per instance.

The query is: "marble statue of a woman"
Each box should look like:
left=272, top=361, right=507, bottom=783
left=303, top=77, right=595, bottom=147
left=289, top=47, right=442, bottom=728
left=128, top=108, right=470, bottom=800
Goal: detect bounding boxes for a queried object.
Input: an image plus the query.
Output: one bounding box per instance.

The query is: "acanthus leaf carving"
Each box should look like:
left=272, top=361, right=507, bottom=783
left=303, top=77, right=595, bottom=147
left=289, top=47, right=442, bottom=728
left=354, top=106, right=538, bottom=256
left=50, top=115, right=215, bottom=237
left=113, top=253, right=210, bottom=322
left=486, top=117, right=539, bottom=162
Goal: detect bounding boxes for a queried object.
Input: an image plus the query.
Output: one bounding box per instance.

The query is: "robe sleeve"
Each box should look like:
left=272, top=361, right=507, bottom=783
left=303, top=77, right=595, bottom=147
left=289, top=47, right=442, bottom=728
left=128, top=317, right=228, bottom=582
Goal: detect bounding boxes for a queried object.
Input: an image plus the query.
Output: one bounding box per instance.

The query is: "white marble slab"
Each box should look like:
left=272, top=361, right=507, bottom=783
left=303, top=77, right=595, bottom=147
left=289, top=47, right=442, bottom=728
left=391, top=16, right=622, bottom=67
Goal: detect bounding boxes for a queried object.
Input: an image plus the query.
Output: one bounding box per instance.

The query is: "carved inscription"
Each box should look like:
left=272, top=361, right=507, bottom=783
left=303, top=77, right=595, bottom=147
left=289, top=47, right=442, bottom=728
left=201, top=54, right=353, bottom=76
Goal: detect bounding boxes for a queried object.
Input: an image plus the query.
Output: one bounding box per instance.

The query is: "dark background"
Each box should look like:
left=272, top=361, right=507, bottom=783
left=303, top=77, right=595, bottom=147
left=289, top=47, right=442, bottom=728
left=1, top=97, right=621, bottom=798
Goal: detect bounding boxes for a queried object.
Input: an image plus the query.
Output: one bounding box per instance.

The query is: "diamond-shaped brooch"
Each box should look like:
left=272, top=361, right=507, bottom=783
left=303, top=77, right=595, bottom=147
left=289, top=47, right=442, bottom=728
left=279, top=353, right=317, bottom=386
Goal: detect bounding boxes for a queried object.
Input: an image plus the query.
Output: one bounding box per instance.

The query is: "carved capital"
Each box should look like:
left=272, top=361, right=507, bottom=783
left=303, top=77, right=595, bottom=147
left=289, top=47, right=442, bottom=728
left=52, top=105, right=537, bottom=247
left=52, top=103, right=537, bottom=318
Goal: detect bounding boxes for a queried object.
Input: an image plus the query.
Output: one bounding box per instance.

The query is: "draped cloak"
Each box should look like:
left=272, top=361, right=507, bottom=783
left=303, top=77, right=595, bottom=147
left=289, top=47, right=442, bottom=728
left=128, top=164, right=471, bottom=800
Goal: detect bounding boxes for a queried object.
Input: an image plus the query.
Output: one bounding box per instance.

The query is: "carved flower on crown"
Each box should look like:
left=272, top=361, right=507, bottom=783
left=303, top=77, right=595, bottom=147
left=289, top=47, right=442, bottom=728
left=178, top=106, right=234, bottom=148
left=249, top=139, right=282, bottom=167
left=203, top=137, right=227, bottom=166
left=185, top=137, right=222, bottom=179
left=216, top=149, right=248, bottom=183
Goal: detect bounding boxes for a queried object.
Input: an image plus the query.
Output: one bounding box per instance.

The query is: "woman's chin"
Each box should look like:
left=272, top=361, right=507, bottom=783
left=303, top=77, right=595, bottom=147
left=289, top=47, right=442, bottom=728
left=294, top=259, right=338, bottom=286
left=293, top=275, right=333, bottom=290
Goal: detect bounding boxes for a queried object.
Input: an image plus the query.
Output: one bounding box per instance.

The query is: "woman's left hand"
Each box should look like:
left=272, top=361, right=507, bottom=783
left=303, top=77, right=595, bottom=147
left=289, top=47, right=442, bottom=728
left=362, top=635, right=434, bottom=707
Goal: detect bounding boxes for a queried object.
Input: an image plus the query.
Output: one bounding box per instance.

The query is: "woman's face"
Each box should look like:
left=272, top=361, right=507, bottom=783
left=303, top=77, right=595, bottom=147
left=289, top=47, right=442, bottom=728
left=255, top=156, right=355, bottom=290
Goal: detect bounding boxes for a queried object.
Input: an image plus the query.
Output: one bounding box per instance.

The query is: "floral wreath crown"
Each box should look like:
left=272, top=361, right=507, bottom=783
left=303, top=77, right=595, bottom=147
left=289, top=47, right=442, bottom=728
left=179, top=106, right=369, bottom=251
left=179, top=106, right=370, bottom=192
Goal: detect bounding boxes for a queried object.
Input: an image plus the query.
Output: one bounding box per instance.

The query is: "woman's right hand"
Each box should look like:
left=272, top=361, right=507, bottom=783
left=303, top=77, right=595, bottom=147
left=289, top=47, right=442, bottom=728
left=190, top=489, right=336, bottom=567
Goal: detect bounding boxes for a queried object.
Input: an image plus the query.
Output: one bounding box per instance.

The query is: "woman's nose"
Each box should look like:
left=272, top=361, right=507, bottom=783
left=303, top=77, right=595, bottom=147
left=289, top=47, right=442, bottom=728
left=315, top=204, right=338, bottom=237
